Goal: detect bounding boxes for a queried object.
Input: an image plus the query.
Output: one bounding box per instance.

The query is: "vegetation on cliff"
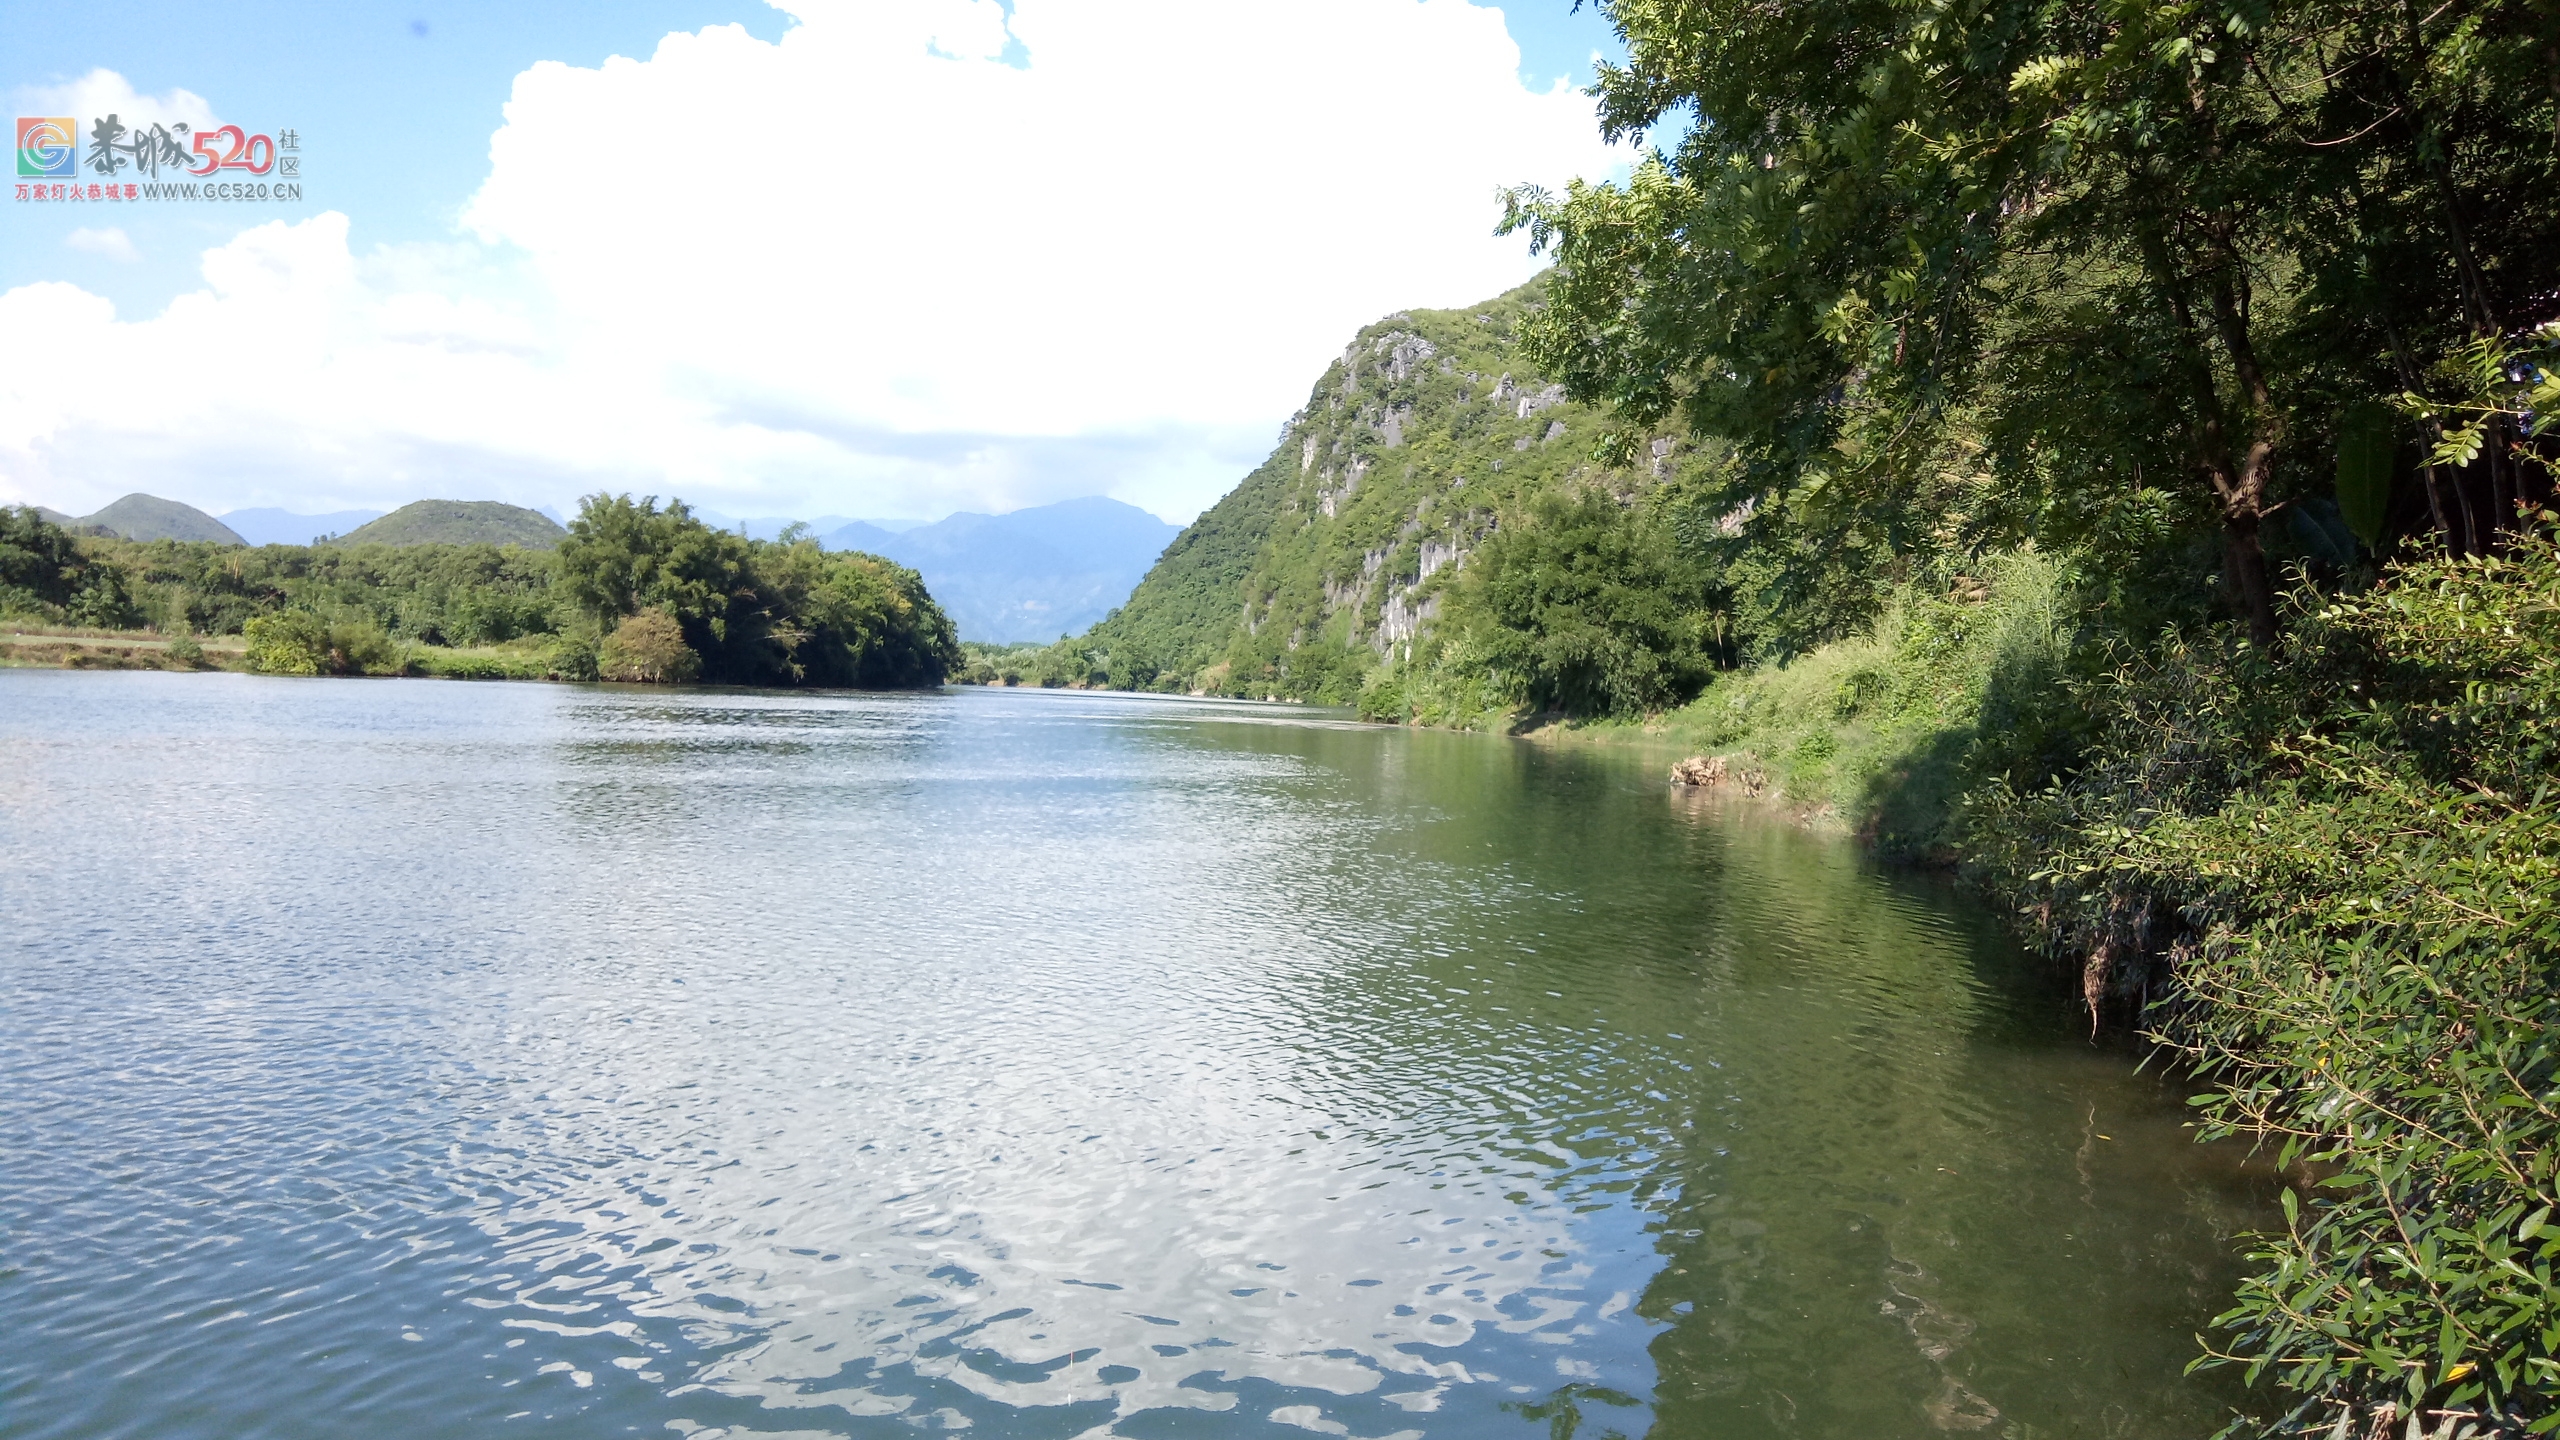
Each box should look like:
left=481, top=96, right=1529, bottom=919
left=1028, top=280, right=1704, bottom=700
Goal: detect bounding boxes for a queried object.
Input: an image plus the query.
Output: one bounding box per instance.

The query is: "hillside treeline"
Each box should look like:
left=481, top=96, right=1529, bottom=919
left=0, top=496, right=959, bottom=689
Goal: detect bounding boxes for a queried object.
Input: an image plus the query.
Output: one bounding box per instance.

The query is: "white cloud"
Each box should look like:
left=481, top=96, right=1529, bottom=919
left=0, top=1, right=1621, bottom=523
left=12, top=69, right=221, bottom=135
left=63, top=226, right=139, bottom=263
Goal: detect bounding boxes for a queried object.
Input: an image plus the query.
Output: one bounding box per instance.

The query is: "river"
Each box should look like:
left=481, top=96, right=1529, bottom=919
left=0, top=672, right=2275, bottom=1438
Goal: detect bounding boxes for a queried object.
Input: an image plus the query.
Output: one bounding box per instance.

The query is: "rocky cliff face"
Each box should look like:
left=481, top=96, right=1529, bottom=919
left=1070, top=277, right=1671, bottom=700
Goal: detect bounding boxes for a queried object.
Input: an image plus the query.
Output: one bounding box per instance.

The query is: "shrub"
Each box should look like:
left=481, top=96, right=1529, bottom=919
left=597, top=608, right=699, bottom=683
left=326, top=620, right=397, bottom=675
left=242, top=611, right=396, bottom=676
left=419, top=650, right=543, bottom=681
left=543, top=633, right=598, bottom=682
left=243, top=611, right=327, bottom=675
left=1971, top=525, right=2560, bottom=1433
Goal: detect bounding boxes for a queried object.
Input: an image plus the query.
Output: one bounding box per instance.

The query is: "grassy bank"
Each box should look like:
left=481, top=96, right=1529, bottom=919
left=1469, top=549, right=2083, bottom=857
left=0, top=624, right=594, bottom=681
left=1, top=625, right=243, bottom=672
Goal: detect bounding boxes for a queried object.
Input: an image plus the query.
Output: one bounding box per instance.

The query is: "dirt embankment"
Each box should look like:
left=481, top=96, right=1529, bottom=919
left=0, top=627, right=245, bottom=672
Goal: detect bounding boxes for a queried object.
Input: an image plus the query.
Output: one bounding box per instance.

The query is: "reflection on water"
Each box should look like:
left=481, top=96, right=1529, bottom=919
left=0, top=674, right=2273, bottom=1439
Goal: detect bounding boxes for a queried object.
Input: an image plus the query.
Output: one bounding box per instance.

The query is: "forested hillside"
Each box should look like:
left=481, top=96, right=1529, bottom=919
left=1046, top=280, right=1689, bottom=699
left=340, top=500, right=565, bottom=548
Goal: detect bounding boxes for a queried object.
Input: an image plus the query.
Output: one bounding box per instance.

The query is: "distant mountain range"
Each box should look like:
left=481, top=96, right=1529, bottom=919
left=692, top=499, right=1180, bottom=642
left=815, top=498, right=1180, bottom=644
left=23, top=491, right=1177, bottom=642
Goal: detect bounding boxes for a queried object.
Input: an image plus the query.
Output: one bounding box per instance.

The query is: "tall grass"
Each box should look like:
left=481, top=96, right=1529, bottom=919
left=1651, top=549, right=2081, bottom=854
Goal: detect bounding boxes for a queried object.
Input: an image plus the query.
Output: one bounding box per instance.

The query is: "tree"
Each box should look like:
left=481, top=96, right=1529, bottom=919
left=742, top=539, right=961, bottom=688
left=0, top=507, right=90, bottom=616
left=1445, top=489, right=1720, bottom=715
left=1505, top=0, right=2560, bottom=646
left=558, top=494, right=752, bottom=630
left=557, top=494, right=768, bottom=678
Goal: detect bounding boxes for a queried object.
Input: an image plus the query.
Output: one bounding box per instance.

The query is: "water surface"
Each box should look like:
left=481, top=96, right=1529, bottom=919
left=0, top=673, right=2273, bottom=1438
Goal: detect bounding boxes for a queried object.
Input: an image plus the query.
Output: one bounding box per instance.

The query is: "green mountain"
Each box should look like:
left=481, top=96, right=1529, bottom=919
left=1065, top=279, right=1668, bottom=699
left=56, top=493, right=246, bottom=545
left=339, top=501, right=565, bottom=549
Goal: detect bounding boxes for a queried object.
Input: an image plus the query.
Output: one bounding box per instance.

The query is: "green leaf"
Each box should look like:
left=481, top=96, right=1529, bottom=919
left=2432, top=423, right=2485, bottom=470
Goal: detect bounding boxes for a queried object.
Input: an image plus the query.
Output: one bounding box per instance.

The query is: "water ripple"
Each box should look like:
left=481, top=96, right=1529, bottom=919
left=1, top=673, right=2272, bottom=1439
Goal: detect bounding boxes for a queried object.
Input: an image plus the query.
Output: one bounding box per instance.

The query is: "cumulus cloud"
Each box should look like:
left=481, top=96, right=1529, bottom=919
left=0, top=0, right=1621, bottom=522
left=63, top=226, right=139, bottom=262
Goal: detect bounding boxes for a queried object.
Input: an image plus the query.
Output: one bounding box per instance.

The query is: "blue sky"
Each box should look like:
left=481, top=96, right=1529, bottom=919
left=1, top=1, right=1629, bottom=523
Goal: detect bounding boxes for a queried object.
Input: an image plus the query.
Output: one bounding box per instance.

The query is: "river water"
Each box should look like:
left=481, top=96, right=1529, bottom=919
left=0, top=673, right=2275, bottom=1439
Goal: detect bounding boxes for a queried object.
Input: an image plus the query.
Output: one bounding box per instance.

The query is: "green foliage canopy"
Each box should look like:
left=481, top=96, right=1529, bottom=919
left=1505, top=0, right=2560, bottom=647
left=4, top=499, right=960, bottom=690
left=1440, top=490, right=1721, bottom=716
left=557, top=494, right=960, bottom=687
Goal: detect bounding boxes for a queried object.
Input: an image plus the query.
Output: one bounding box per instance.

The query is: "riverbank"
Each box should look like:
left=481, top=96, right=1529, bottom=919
left=1371, top=549, right=2080, bottom=868
left=0, top=501, right=963, bottom=690
left=0, top=623, right=591, bottom=681
left=2, top=625, right=243, bottom=671
left=1488, top=538, right=2560, bottom=1436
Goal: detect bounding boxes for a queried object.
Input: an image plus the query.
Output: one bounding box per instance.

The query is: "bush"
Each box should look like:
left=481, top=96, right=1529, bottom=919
left=242, top=611, right=397, bottom=676
left=597, top=608, right=699, bottom=683
left=1971, top=526, right=2560, bottom=1433
left=163, top=634, right=205, bottom=667
left=243, top=611, right=327, bottom=675
left=417, top=649, right=544, bottom=681
left=542, top=633, right=598, bottom=682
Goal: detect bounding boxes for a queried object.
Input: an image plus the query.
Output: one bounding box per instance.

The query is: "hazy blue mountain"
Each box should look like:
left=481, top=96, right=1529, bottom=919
left=817, top=519, right=905, bottom=555
left=823, top=497, right=1180, bottom=643
left=697, top=512, right=856, bottom=542
left=222, top=507, right=388, bottom=546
